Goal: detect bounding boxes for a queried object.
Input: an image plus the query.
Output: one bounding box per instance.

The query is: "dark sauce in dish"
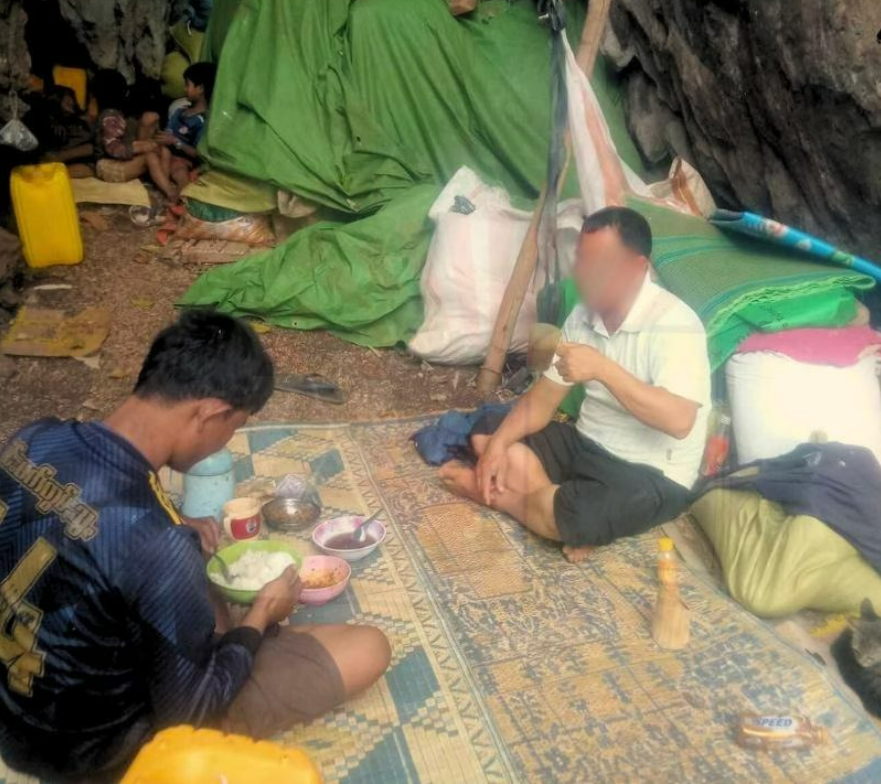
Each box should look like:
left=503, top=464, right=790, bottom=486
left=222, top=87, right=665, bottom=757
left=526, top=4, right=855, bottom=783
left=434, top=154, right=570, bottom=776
left=324, top=532, right=376, bottom=550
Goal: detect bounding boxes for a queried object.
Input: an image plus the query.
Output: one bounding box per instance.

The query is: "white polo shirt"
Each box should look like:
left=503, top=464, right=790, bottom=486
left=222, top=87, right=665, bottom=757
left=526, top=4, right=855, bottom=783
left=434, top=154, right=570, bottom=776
left=545, top=272, right=711, bottom=489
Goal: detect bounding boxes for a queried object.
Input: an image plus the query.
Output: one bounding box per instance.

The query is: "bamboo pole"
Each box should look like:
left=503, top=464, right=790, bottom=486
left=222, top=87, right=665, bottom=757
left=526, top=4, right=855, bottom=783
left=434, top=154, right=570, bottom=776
left=476, top=0, right=613, bottom=394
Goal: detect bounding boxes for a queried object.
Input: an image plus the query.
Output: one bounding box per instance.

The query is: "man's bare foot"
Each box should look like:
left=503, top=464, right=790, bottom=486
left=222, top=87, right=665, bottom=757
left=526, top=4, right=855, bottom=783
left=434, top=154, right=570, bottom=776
left=438, top=462, right=483, bottom=505
left=562, top=544, right=595, bottom=564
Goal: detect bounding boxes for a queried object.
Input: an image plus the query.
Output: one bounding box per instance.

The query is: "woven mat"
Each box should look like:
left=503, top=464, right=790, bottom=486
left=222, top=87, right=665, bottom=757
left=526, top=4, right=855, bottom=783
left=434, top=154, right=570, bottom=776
left=231, top=421, right=881, bottom=782
left=3, top=419, right=880, bottom=783
left=70, top=177, right=151, bottom=208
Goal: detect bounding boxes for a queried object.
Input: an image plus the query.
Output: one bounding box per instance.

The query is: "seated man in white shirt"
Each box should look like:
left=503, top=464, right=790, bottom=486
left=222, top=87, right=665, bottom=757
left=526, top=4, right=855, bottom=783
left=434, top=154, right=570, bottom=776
left=440, top=206, right=711, bottom=562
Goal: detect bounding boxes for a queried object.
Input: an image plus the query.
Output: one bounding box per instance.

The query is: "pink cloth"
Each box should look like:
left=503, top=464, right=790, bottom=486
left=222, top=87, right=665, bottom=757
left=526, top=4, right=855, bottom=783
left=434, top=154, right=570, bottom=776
left=736, top=326, right=881, bottom=367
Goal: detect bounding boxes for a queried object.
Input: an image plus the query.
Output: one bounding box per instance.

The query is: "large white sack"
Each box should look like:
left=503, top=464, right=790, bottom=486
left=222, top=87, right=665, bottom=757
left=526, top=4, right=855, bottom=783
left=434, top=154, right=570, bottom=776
left=409, top=167, right=582, bottom=365
left=726, top=352, right=881, bottom=465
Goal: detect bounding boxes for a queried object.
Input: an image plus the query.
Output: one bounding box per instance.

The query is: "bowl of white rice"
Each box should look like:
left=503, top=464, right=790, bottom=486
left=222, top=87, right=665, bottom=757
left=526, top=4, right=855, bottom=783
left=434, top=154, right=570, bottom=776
left=207, top=540, right=303, bottom=605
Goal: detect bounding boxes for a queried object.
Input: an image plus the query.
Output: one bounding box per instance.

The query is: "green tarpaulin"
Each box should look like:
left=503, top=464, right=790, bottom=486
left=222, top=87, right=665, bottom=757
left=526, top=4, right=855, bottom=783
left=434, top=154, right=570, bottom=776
left=185, top=185, right=439, bottom=346
left=184, top=0, right=873, bottom=350
left=181, top=0, right=644, bottom=345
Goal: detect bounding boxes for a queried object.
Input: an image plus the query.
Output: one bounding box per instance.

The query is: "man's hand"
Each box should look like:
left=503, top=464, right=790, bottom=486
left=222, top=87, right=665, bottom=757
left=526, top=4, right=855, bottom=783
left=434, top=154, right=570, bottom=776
left=476, top=439, right=508, bottom=506
left=154, top=130, right=178, bottom=147
left=554, top=342, right=609, bottom=385
left=181, top=514, right=222, bottom=555
left=251, top=566, right=301, bottom=627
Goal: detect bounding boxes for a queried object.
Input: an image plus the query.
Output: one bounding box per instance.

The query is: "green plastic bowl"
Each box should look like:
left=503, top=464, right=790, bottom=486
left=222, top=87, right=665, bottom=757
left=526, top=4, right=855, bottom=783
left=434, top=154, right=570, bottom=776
left=207, top=540, right=303, bottom=605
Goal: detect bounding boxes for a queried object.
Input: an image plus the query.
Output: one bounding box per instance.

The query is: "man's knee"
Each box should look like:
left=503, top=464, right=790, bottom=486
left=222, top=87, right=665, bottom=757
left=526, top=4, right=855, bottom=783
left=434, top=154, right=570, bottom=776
left=140, top=111, right=159, bottom=125
left=345, top=625, right=390, bottom=696
left=352, top=624, right=391, bottom=663
left=526, top=484, right=562, bottom=541
left=529, top=506, right=561, bottom=541
left=321, top=623, right=391, bottom=695
left=364, top=625, right=392, bottom=675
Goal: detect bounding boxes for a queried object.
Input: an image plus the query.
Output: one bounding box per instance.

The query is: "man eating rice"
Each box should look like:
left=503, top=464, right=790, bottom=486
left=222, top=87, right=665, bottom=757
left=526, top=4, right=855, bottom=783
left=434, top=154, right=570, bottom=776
left=0, top=311, right=390, bottom=781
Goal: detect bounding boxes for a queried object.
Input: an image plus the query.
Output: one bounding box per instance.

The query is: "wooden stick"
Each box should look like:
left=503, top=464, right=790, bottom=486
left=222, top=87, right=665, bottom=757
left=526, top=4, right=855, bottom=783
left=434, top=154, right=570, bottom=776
left=476, top=0, right=613, bottom=394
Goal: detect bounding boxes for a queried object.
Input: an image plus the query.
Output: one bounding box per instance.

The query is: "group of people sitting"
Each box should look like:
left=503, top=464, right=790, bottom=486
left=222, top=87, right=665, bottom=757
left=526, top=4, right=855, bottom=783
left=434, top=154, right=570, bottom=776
left=43, top=62, right=216, bottom=204
left=0, top=207, right=712, bottom=779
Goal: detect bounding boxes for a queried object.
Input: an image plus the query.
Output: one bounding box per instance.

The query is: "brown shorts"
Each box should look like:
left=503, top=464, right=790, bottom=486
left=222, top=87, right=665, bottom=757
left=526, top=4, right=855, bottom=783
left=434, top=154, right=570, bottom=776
left=222, top=626, right=345, bottom=738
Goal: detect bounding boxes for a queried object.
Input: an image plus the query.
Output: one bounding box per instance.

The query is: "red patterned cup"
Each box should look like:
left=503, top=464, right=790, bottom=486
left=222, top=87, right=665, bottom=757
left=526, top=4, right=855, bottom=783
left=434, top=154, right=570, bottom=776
left=222, top=497, right=262, bottom=540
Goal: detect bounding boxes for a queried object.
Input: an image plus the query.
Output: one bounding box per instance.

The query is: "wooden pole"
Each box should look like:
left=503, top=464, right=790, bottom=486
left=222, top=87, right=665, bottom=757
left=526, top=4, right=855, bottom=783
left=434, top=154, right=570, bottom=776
left=476, top=0, right=613, bottom=394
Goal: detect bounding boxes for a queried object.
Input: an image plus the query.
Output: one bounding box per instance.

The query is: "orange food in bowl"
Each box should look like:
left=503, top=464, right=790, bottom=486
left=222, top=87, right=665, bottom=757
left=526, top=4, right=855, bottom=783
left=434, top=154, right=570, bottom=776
left=301, top=571, right=340, bottom=589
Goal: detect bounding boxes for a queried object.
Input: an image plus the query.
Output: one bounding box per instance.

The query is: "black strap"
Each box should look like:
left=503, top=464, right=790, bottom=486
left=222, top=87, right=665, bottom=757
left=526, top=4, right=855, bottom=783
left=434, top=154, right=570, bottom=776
left=536, top=0, right=569, bottom=324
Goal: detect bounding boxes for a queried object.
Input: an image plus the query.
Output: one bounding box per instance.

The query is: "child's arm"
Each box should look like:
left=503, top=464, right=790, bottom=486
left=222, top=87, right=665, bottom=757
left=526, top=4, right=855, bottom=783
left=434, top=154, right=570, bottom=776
left=155, top=130, right=199, bottom=159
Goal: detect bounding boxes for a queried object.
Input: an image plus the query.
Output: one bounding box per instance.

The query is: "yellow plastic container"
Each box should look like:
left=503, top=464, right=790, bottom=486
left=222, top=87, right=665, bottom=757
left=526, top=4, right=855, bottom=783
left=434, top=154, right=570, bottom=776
left=11, top=163, right=83, bottom=268
left=121, top=727, right=322, bottom=784
left=52, top=65, right=88, bottom=109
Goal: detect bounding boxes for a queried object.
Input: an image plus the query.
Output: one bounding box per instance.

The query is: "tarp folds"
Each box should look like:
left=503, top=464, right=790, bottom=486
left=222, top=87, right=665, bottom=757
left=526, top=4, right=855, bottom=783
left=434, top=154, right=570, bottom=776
left=186, top=0, right=647, bottom=345
left=181, top=185, right=440, bottom=346
left=200, top=0, right=583, bottom=215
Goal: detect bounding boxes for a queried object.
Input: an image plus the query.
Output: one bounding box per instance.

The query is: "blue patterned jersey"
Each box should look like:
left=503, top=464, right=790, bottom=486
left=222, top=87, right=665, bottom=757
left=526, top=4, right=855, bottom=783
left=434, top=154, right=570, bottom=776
left=0, top=420, right=256, bottom=779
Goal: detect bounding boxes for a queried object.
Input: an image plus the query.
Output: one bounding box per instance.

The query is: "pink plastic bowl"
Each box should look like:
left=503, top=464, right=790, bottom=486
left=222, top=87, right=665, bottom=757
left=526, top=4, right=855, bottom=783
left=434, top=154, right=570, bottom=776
left=298, top=555, right=351, bottom=606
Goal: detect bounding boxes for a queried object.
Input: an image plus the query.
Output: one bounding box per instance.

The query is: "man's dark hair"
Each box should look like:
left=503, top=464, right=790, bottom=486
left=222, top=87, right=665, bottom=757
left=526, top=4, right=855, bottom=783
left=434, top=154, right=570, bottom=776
left=581, top=206, right=653, bottom=258
left=183, top=62, right=217, bottom=102
left=90, top=69, right=128, bottom=112
left=135, top=311, right=274, bottom=414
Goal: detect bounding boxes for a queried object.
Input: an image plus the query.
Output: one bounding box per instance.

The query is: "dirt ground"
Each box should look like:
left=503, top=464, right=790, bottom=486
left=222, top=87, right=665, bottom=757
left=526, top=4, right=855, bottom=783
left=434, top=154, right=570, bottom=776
left=0, top=208, right=491, bottom=442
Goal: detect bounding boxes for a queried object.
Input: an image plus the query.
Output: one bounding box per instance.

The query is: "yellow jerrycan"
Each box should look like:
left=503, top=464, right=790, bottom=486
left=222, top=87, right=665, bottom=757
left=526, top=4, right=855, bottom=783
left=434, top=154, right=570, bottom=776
left=52, top=65, right=88, bottom=109
left=121, top=726, right=323, bottom=784
left=11, top=162, right=83, bottom=268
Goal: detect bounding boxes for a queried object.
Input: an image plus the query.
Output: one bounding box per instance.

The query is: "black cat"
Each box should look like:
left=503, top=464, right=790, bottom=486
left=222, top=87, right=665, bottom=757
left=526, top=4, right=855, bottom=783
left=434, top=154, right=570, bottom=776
left=833, top=598, right=881, bottom=718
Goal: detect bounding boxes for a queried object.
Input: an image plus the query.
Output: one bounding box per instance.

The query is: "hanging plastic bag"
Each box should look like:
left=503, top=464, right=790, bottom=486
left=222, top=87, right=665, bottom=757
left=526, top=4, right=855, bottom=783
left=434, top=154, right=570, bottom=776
left=0, top=92, right=38, bottom=152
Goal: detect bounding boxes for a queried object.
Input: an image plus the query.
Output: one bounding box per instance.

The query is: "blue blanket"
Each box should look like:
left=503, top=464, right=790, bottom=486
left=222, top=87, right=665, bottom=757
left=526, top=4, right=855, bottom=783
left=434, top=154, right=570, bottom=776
left=411, top=404, right=511, bottom=466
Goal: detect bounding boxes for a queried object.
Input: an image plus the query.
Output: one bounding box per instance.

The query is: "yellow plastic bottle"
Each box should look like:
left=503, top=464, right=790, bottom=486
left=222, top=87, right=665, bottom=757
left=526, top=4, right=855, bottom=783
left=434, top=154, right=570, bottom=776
left=121, top=726, right=322, bottom=783
left=651, top=536, right=691, bottom=650
left=657, top=536, right=678, bottom=589
left=11, top=162, right=83, bottom=268
left=52, top=65, right=88, bottom=109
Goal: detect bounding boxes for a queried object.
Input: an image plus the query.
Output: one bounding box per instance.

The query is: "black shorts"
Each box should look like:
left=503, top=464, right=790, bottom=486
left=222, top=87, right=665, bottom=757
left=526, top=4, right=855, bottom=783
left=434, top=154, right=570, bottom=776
left=471, top=412, right=691, bottom=547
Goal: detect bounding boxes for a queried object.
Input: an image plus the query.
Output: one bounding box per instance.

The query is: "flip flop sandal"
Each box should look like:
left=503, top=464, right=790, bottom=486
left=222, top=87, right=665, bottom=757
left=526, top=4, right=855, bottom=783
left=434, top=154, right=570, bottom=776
left=274, top=373, right=346, bottom=404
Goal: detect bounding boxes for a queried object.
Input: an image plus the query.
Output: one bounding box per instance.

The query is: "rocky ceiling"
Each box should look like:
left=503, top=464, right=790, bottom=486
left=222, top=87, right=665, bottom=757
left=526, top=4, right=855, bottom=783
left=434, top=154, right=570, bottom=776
left=56, top=0, right=183, bottom=82
left=605, top=0, right=881, bottom=259
left=1, top=0, right=879, bottom=258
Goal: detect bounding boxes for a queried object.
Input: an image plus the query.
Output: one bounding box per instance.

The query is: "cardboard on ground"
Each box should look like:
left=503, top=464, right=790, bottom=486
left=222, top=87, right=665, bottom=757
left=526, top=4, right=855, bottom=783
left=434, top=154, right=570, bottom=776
left=1, top=307, right=111, bottom=358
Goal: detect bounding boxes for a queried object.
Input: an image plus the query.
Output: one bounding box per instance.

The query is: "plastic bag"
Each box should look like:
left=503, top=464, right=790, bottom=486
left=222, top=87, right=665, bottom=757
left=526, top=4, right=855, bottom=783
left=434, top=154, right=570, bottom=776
left=275, top=474, right=321, bottom=506
left=174, top=211, right=275, bottom=246
left=0, top=118, right=38, bottom=152
left=0, top=93, right=37, bottom=152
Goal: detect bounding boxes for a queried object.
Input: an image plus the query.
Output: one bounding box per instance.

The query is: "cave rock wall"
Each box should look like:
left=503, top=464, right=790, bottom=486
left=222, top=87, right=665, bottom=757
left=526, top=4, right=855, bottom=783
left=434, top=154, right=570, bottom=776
left=58, top=0, right=179, bottom=82
left=606, top=0, right=881, bottom=259
left=0, top=0, right=30, bottom=90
